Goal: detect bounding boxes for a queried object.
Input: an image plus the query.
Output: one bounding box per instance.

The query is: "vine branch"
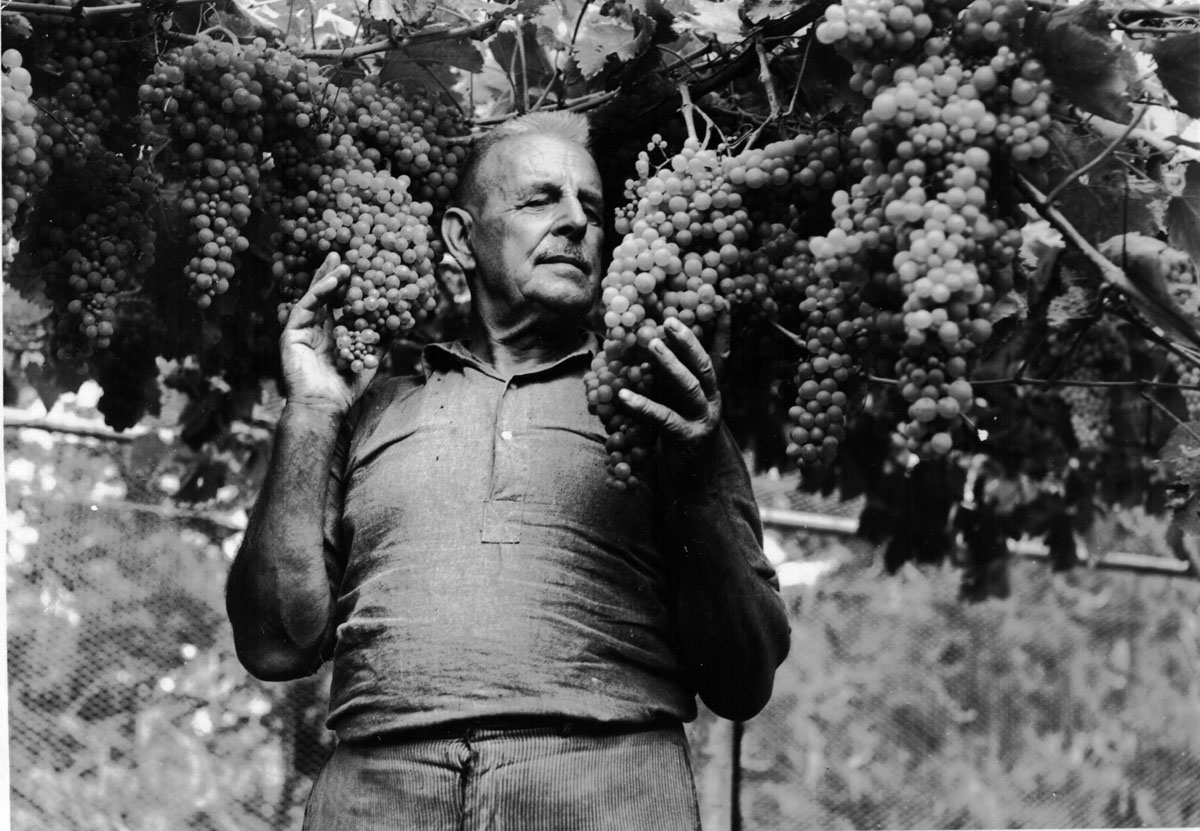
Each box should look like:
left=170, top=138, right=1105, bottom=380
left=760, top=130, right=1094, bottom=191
left=754, top=34, right=782, bottom=122
left=1, top=0, right=210, bottom=18
left=296, top=15, right=502, bottom=61
left=1042, top=103, right=1150, bottom=207
left=867, top=374, right=1200, bottom=393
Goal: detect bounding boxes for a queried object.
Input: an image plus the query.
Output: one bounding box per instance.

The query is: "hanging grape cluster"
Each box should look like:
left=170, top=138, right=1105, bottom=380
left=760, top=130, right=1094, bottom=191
left=15, top=147, right=160, bottom=367
left=2, top=49, right=48, bottom=250
left=137, top=37, right=276, bottom=307
left=271, top=133, right=439, bottom=372
left=3, top=17, right=159, bottom=372
left=134, top=35, right=463, bottom=370
left=585, top=132, right=864, bottom=488
left=325, top=77, right=469, bottom=224
left=803, top=0, right=1042, bottom=460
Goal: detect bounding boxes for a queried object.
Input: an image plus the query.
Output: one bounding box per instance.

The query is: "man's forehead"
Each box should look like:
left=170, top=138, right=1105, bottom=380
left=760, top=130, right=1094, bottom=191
left=484, top=134, right=601, bottom=193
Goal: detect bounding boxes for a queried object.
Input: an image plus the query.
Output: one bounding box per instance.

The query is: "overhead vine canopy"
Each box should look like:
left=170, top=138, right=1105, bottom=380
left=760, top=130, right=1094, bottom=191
left=3, top=0, right=1199, bottom=594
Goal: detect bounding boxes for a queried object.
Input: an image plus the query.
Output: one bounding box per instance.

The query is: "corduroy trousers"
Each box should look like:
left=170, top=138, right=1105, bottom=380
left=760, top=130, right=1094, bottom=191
left=302, top=720, right=702, bottom=831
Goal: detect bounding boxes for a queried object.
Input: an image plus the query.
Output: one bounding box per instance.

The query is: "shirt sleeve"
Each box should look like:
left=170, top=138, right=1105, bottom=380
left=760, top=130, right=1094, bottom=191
left=655, top=424, right=781, bottom=591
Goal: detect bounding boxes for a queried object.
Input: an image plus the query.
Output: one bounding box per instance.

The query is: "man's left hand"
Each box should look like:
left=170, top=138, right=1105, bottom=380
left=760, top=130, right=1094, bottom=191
left=617, top=315, right=727, bottom=451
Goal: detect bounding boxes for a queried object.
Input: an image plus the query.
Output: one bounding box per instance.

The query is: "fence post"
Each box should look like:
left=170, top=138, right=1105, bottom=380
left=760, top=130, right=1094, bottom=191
left=731, top=719, right=743, bottom=831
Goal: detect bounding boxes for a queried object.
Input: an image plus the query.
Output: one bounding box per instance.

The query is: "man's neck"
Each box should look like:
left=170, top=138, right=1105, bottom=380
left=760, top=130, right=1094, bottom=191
left=467, top=316, right=584, bottom=377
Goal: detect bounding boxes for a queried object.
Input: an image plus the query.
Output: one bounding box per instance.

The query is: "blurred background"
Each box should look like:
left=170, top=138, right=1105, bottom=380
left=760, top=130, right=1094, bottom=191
left=7, top=382, right=1200, bottom=830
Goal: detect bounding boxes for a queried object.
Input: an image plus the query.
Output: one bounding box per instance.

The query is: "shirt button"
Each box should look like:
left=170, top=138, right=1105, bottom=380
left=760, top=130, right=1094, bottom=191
left=500, top=430, right=513, bottom=441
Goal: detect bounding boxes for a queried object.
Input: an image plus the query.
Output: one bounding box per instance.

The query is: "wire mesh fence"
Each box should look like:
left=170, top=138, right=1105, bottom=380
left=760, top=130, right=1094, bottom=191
left=7, top=423, right=1200, bottom=830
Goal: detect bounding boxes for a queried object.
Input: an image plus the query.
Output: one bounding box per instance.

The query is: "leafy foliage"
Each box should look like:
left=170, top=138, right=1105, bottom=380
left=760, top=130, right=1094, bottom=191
left=3, top=0, right=1200, bottom=593
left=743, top=544, right=1200, bottom=827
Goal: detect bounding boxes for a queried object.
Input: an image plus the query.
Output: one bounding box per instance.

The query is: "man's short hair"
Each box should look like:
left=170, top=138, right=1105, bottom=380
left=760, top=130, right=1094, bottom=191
left=452, top=111, right=593, bottom=211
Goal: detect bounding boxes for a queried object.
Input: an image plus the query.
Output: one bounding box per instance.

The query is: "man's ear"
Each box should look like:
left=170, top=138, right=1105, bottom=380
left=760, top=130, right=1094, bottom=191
left=441, top=207, right=475, bottom=272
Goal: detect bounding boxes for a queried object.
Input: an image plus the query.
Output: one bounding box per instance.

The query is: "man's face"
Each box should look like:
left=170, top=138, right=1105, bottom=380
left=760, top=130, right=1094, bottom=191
left=464, top=133, right=604, bottom=322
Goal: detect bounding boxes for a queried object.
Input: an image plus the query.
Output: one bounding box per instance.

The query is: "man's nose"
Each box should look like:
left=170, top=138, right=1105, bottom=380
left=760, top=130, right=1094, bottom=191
left=552, top=195, right=589, bottom=240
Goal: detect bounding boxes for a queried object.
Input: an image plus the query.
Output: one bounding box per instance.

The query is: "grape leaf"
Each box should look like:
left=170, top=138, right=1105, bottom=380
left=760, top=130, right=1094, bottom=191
left=533, top=0, right=654, bottom=78
left=743, top=0, right=795, bottom=23
left=571, top=16, right=650, bottom=78
left=23, top=352, right=84, bottom=413
left=3, top=283, right=50, bottom=328
left=313, top=5, right=360, bottom=39
left=449, top=0, right=512, bottom=16
left=677, top=0, right=744, bottom=44
left=1167, top=161, right=1200, bottom=269
left=2, top=12, right=33, bottom=40
left=1025, top=0, right=1138, bottom=122
left=1150, top=33, right=1200, bottom=119
left=367, top=0, right=435, bottom=27
left=379, top=37, right=483, bottom=90
left=1047, top=285, right=1099, bottom=329
left=1162, top=421, right=1200, bottom=535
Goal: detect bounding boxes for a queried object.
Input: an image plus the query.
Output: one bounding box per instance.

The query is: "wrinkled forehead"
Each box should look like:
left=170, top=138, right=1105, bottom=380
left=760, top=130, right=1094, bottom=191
left=477, top=133, right=602, bottom=200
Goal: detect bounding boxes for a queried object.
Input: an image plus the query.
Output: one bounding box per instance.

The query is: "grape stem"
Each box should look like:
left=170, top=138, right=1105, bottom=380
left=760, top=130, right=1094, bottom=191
left=780, top=35, right=814, bottom=123
left=1104, top=299, right=1200, bottom=370
left=770, top=320, right=806, bottom=349
left=1042, top=103, right=1150, bottom=208
left=1138, top=388, right=1200, bottom=444
left=0, top=0, right=210, bottom=17
left=1026, top=167, right=1200, bottom=368
left=569, top=0, right=594, bottom=50
left=1081, top=111, right=1199, bottom=156
left=1018, top=173, right=1159, bottom=315
left=679, top=81, right=699, bottom=145
left=754, top=35, right=782, bottom=123
left=296, top=16, right=503, bottom=61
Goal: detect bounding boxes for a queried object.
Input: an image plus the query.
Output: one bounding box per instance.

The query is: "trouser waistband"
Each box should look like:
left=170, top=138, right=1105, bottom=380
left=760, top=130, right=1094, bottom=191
left=350, top=716, right=680, bottom=745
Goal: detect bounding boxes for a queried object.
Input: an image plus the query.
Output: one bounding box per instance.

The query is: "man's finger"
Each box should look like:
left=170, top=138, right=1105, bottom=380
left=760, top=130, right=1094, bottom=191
left=646, top=335, right=707, bottom=414
left=662, top=317, right=718, bottom=400
left=618, top=387, right=696, bottom=441
left=710, top=308, right=732, bottom=383
left=287, top=260, right=350, bottom=329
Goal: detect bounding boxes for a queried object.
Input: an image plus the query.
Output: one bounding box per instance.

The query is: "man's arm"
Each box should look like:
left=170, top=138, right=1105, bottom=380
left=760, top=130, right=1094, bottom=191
left=226, top=255, right=376, bottom=681
left=660, top=429, right=790, bottom=722
left=618, top=316, right=791, bottom=721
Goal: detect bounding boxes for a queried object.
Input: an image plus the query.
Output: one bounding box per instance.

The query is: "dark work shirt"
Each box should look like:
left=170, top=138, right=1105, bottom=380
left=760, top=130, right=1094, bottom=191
left=321, top=335, right=777, bottom=740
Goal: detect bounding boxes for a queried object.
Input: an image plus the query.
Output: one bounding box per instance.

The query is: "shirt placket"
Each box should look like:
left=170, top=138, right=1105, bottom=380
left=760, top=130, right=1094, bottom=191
left=480, top=377, right=531, bottom=544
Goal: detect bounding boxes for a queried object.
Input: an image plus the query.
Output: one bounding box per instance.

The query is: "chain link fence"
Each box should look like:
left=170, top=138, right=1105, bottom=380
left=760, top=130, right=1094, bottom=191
left=8, top=421, right=1200, bottom=830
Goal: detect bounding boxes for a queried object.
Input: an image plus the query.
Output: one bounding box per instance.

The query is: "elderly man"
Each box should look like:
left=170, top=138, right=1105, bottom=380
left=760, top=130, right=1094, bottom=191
left=226, top=110, right=789, bottom=830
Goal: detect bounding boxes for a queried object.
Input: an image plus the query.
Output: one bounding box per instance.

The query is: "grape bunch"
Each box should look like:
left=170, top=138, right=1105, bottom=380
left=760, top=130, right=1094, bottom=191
left=33, top=21, right=138, bottom=164
left=1058, top=367, right=1108, bottom=451
left=325, top=78, right=469, bottom=224
left=955, top=0, right=1029, bottom=53
left=271, top=134, right=439, bottom=373
left=14, top=146, right=159, bottom=367
left=2, top=49, right=49, bottom=250
left=138, top=37, right=287, bottom=307
left=798, top=0, right=1060, bottom=460
left=815, top=0, right=936, bottom=54
left=768, top=243, right=872, bottom=465
left=586, top=133, right=830, bottom=488
left=1045, top=317, right=1129, bottom=452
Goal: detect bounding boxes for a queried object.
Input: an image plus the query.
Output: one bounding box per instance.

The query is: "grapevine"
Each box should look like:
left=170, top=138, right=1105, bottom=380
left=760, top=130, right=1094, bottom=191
left=0, top=0, right=1197, bottom=586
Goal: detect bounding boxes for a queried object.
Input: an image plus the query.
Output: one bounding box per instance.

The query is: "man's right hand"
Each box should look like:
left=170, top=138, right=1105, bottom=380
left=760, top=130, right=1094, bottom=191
left=281, top=252, right=378, bottom=415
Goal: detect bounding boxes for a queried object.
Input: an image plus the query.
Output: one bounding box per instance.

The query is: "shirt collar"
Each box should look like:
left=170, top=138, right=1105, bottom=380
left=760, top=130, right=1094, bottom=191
left=420, top=331, right=599, bottom=381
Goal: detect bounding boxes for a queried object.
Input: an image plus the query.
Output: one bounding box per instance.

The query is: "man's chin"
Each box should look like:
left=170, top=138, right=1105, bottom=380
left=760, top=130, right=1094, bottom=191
left=531, top=288, right=598, bottom=322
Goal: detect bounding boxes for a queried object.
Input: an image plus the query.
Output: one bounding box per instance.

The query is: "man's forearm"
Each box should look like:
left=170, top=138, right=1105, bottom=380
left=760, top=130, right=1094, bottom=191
left=664, top=431, right=791, bottom=721
left=227, top=405, right=344, bottom=680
